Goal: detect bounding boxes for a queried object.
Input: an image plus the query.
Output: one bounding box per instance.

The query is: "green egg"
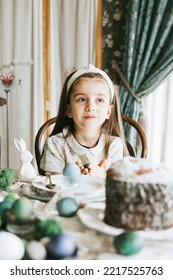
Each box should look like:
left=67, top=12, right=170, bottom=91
left=4, top=193, right=18, bottom=203
left=35, top=219, right=63, bottom=240
left=113, top=231, right=144, bottom=256
left=10, top=197, right=33, bottom=220
left=56, top=197, right=80, bottom=217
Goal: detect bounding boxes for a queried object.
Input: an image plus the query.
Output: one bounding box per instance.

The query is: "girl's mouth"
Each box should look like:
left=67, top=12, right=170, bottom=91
left=84, top=115, right=96, bottom=119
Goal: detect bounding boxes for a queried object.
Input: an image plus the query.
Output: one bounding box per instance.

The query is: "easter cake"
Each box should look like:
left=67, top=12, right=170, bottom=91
left=104, top=156, right=173, bottom=230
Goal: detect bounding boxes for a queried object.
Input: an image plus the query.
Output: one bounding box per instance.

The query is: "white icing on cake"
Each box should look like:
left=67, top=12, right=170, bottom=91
left=108, top=156, right=173, bottom=184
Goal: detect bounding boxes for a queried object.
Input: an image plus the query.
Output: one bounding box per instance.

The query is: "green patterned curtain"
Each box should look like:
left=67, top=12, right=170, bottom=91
left=102, top=0, right=127, bottom=84
left=103, top=0, right=173, bottom=121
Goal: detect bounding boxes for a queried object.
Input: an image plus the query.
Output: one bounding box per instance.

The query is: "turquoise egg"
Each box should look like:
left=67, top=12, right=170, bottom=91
left=56, top=197, right=80, bottom=217
left=63, top=163, right=80, bottom=177
left=4, top=193, right=18, bottom=203
left=0, top=199, right=15, bottom=226
left=10, top=197, right=33, bottom=220
left=113, top=231, right=144, bottom=255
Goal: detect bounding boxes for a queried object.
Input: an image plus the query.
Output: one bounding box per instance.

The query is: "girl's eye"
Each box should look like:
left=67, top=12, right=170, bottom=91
left=97, top=98, right=104, bottom=103
left=77, top=97, right=86, bottom=102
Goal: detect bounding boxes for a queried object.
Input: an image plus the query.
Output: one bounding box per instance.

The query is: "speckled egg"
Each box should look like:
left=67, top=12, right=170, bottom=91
left=63, top=163, right=81, bottom=177
left=0, top=231, right=25, bottom=260
left=113, top=231, right=144, bottom=255
left=47, top=233, right=77, bottom=259
left=56, top=197, right=80, bottom=217
left=10, top=197, right=33, bottom=220
left=26, top=240, right=47, bottom=260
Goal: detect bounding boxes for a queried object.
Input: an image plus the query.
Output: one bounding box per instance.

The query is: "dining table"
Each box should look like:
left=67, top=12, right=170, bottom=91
left=0, top=173, right=173, bottom=261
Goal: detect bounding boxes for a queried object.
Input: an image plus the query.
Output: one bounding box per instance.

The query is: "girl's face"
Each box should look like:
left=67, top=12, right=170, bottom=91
left=66, top=77, right=114, bottom=131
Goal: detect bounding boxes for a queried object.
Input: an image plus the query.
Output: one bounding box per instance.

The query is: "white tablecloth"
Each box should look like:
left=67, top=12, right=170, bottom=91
left=1, top=182, right=173, bottom=260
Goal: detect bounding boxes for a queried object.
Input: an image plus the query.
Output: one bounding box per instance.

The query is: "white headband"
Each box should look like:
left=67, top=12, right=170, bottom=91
left=66, top=64, right=115, bottom=102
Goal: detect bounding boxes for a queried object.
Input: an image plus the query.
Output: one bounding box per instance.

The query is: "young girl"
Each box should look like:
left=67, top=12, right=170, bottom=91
left=40, top=64, right=128, bottom=176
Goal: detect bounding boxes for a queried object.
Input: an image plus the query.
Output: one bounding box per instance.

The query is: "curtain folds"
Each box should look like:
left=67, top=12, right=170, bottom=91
left=120, top=0, right=173, bottom=120
left=50, top=0, right=98, bottom=117
left=0, top=0, right=44, bottom=170
left=103, top=0, right=173, bottom=121
left=0, top=0, right=97, bottom=170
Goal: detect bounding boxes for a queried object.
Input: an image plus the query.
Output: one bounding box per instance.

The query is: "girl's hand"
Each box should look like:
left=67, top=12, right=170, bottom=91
left=87, top=159, right=107, bottom=176
left=75, top=159, right=107, bottom=176
left=75, top=160, right=90, bottom=175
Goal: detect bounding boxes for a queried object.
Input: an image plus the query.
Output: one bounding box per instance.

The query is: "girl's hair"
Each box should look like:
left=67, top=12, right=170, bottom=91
left=51, top=71, right=128, bottom=156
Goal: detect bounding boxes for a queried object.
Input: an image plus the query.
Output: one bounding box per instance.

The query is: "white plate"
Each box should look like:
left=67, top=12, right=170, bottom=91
left=32, top=175, right=105, bottom=201
left=78, top=207, right=173, bottom=240
left=78, top=208, right=123, bottom=236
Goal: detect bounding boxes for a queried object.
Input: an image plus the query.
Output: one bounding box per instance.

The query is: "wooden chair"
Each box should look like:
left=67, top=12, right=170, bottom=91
left=35, top=115, right=148, bottom=175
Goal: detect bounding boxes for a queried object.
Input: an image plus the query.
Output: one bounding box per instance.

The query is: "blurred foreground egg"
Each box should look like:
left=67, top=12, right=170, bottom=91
left=47, top=233, right=77, bottom=259
left=27, top=240, right=47, bottom=260
left=0, top=199, right=15, bottom=225
left=56, top=197, right=79, bottom=217
left=113, top=231, right=144, bottom=255
left=10, top=197, right=33, bottom=220
left=63, top=163, right=80, bottom=177
left=4, top=193, right=18, bottom=202
left=0, top=231, right=25, bottom=260
left=34, top=219, right=63, bottom=240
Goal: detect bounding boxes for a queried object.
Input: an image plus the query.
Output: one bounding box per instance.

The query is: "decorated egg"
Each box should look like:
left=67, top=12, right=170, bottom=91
left=47, top=233, right=77, bottom=259
left=10, top=197, right=33, bottom=220
left=63, top=163, right=80, bottom=177
left=0, top=231, right=25, bottom=260
left=113, top=231, right=144, bottom=255
left=34, top=219, right=63, bottom=240
left=56, top=197, right=80, bottom=217
left=26, top=240, right=47, bottom=260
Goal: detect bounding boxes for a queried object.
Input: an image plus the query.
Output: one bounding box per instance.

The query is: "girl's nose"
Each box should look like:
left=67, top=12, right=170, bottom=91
left=85, top=101, right=95, bottom=111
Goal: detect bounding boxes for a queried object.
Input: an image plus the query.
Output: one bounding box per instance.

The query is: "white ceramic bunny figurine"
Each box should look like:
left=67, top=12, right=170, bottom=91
left=14, top=138, right=37, bottom=182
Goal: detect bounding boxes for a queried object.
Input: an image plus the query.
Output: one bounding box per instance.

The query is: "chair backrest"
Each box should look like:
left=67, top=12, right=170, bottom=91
left=35, top=115, right=148, bottom=175
left=121, top=114, right=148, bottom=158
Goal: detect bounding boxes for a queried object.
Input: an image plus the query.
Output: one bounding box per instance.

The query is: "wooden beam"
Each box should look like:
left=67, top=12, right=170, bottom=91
left=95, top=0, right=102, bottom=68
left=42, top=0, right=50, bottom=121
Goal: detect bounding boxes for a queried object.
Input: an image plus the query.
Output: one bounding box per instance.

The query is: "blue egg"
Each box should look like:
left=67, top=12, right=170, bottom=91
left=56, top=197, right=80, bottom=217
left=63, top=163, right=80, bottom=177
left=47, top=233, right=77, bottom=259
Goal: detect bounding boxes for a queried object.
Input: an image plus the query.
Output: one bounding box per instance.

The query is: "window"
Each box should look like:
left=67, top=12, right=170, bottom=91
left=144, top=73, right=173, bottom=172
